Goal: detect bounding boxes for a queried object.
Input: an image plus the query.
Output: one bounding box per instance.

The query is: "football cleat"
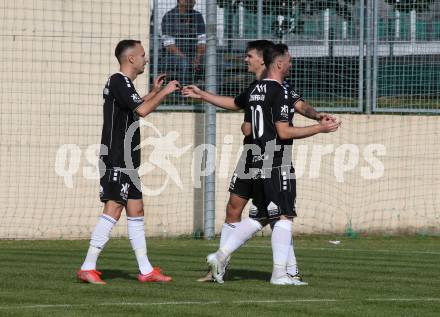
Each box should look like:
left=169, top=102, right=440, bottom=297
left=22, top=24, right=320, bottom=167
left=206, top=252, right=226, bottom=284
left=287, top=273, right=309, bottom=286
left=77, top=269, right=106, bottom=285
left=138, top=267, right=172, bottom=282
left=287, top=273, right=308, bottom=286
left=198, top=259, right=230, bottom=282
left=270, top=274, right=296, bottom=285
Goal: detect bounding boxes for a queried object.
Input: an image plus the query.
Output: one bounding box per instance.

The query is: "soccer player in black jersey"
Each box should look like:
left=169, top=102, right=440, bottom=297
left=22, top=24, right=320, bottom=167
left=184, top=40, right=337, bottom=282
left=77, top=40, right=181, bottom=284
left=206, top=44, right=340, bottom=284
left=182, top=40, right=272, bottom=281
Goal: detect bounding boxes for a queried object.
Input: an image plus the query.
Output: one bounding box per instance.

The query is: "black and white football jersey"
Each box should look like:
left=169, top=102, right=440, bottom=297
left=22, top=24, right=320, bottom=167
left=245, top=79, right=296, bottom=166
left=100, top=72, right=144, bottom=170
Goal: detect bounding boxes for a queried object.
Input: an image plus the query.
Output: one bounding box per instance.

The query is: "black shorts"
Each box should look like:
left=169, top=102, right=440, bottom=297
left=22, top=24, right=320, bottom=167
left=228, top=160, right=259, bottom=200
left=228, top=173, right=253, bottom=199
left=249, top=165, right=297, bottom=221
left=99, top=168, right=142, bottom=206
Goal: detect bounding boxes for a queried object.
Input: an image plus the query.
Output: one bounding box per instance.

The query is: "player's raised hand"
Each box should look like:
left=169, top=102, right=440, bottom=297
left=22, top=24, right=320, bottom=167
left=182, top=85, right=202, bottom=99
left=163, top=80, right=181, bottom=94
left=152, top=73, right=166, bottom=93
left=319, top=116, right=341, bottom=133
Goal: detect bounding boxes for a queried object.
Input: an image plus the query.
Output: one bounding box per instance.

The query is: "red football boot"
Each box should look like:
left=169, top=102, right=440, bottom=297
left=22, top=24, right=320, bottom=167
left=77, top=270, right=106, bottom=285
left=138, top=267, right=172, bottom=282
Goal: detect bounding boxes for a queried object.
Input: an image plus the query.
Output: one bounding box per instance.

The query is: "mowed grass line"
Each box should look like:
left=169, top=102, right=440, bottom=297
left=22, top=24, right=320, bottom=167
left=0, top=236, right=439, bottom=317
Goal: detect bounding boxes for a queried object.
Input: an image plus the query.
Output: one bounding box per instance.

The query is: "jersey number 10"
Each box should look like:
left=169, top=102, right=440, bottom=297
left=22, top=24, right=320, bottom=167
left=251, top=105, right=264, bottom=139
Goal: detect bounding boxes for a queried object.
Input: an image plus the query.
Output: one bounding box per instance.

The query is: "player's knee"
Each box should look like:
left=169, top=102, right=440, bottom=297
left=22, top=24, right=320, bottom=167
left=225, top=205, right=242, bottom=223
left=226, top=197, right=246, bottom=212
left=104, top=210, right=122, bottom=221
left=103, top=201, right=124, bottom=221
left=127, top=208, right=144, bottom=218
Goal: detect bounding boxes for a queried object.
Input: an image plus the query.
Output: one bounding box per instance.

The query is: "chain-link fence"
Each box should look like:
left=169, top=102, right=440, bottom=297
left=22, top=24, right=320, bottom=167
left=149, top=0, right=439, bottom=113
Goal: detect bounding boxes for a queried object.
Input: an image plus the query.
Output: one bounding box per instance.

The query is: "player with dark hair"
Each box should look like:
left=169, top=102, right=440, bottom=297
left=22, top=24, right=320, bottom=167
left=206, top=43, right=340, bottom=285
left=183, top=40, right=336, bottom=283
left=77, top=39, right=181, bottom=284
left=183, top=40, right=273, bottom=282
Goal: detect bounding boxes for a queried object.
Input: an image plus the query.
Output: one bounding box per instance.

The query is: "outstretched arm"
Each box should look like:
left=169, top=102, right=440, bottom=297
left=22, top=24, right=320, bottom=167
left=182, top=85, right=240, bottom=111
left=295, top=100, right=340, bottom=123
left=136, top=80, right=181, bottom=117
left=275, top=118, right=340, bottom=140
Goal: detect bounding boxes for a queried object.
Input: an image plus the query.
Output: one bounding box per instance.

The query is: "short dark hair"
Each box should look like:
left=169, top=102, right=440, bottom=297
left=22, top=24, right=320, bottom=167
left=263, top=43, right=289, bottom=67
left=246, top=40, right=274, bottom=55
left=115, top=39, right=141, bottom=64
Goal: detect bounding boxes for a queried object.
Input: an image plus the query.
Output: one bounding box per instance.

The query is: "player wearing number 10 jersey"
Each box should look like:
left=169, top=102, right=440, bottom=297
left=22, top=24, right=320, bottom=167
left=206, top=43, right=341, bottom=285
left=245, top=77, right=298, bottom=221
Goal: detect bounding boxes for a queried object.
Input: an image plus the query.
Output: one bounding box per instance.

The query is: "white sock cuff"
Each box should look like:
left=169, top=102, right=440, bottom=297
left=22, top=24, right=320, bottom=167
left=127, top=216, right=144, bottom=223
left=246, top=218, right=263, bottom=231
left=273, top=219, right=292, bottom=231
left=101, top=214, right=117, bottom=225
left=223, top=222, right=239, bottom=229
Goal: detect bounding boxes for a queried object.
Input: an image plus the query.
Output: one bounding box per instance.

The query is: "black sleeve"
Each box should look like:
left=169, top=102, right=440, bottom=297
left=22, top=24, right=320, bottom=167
left=110, top=74, right=144, bottom=112
left=289, top=87, right=304, bottom=105
left=234, top=80, right=256, bottom=108
left=271, top=85, right=290, bottom=123
left=283, top=80, right=304, bottom=105
left=234, top=90, right=248, bottom=109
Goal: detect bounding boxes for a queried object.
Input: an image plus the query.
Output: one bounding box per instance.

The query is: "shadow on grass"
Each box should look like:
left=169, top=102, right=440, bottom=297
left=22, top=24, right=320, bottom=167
left=225, top=269, right=271, bottom=282
left=100, top=269, right=134, bottom=280
left=190, top=268, right=270, bottom=282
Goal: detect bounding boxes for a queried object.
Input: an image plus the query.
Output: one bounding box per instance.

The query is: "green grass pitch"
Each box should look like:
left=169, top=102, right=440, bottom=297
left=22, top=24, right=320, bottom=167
left=0, top=236, right=439, bottom=316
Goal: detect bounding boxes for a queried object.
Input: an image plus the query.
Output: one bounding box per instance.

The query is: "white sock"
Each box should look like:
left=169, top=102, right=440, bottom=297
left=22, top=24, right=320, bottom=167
left=81, top=214, right=117, bottom=270
left=271, top=219, right=292, bottom=278
left=219, top=222, right=239, bottom=249
left=127, top=216, right=153, bottom=275
left=218, top=218, right=262, bottom=261
left=286, top=238, right=299, bottom=276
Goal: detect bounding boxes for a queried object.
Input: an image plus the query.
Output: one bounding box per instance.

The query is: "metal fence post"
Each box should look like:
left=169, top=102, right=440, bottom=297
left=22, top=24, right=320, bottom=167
left=358, top=0, right=364, bottom=112
left=365, top=0, right=373, bottom=114
left=152, top=0, right=159, bottom=79
left=372, top=0, right=379, bottom=112
left=257, top=0, right=263, bottom=39
left=204, top=0, right=217, bottom=240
